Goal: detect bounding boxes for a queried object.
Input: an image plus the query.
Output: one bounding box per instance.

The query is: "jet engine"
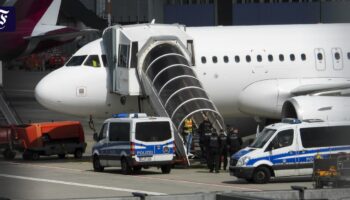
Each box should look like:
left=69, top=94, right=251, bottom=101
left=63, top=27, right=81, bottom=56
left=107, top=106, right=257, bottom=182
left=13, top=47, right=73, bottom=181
left=281, top=96, right=350, bottom=121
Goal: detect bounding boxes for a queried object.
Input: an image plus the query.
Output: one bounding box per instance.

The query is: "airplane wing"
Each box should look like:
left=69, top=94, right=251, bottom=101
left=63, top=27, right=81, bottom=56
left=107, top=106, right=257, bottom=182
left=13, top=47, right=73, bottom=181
left=290, top=82, right=350, bottom=96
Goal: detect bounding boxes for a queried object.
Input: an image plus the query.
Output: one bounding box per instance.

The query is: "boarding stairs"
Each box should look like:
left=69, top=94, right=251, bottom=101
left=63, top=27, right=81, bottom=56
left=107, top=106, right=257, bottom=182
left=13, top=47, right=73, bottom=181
left=103, top=24, right=225, bottom=165
left=0, top=87, right=22, bottom=126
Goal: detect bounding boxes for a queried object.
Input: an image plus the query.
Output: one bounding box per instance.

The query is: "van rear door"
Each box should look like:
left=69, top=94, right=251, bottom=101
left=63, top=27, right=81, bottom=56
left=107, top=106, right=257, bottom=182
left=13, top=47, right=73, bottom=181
left=134, top=121, right=174, bottom=162
left=266, top=129, right=298, bottom=177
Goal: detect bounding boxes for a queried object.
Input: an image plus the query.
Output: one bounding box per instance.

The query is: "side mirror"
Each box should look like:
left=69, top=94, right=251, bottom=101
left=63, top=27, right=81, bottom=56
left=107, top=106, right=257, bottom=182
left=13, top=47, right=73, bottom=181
left=93, top=133, right=98, bottom=142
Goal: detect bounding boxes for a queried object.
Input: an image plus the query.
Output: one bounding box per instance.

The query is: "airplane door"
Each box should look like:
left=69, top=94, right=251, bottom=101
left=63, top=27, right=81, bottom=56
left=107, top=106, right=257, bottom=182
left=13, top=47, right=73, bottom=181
left=314, top=48, right=326, bottom=71
left=331, top=48, right=343, bottom=70
left=116, top=43, right=130, bottom=95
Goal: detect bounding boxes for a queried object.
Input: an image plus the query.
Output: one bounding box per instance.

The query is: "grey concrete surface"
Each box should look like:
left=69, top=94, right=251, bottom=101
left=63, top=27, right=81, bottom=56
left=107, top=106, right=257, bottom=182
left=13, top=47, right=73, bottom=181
left=0, top=159, right=314, bottom=199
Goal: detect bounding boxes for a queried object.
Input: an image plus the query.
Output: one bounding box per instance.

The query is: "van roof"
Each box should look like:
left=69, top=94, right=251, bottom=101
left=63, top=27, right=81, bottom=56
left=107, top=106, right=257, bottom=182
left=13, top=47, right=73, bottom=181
left=266, top=120, right=350, bottom=130
left=104, top=116, right=171, bottom=123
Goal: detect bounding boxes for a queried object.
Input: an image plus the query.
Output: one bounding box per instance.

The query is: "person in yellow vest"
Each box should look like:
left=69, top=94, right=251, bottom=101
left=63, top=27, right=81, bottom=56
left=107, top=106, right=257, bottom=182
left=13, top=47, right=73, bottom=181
left=183, top=117, right=193, bottom=155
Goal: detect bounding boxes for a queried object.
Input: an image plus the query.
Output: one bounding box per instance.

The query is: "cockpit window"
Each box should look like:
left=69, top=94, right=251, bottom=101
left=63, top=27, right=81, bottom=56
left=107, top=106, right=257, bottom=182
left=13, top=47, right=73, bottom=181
left=66, top=55, right=87, bottom=66
left=84, top=55, right=101, bottom=68
left=102, top=55, right=107, bottom=67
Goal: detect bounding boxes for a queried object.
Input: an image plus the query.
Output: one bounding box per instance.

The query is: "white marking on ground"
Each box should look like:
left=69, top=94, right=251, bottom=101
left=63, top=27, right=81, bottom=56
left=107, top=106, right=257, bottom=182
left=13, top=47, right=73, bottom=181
left=0, top=173, right=166, bottom=196
left=1, top=161, right=262, bottom=192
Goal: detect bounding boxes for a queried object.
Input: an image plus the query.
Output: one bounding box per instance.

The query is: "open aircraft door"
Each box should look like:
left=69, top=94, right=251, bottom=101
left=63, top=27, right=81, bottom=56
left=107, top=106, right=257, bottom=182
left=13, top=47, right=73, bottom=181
left=103, top=27, right=141, bottom=96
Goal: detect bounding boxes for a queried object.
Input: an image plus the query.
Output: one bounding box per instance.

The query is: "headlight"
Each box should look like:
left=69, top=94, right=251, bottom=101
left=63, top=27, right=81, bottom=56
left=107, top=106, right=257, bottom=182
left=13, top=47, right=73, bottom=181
left=237, top=156, right=250, bottom=167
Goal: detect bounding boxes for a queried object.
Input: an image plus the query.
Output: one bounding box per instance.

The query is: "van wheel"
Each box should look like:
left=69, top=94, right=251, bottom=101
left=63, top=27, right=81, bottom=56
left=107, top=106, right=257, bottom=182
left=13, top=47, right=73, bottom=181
left=161, top=165, right=172, bottom=174
left=93, top=155, right=104, bottom=172
left=253, top=167, right=270, bottom=184
left=58, top=154, right=66, bottom=159
left=74, top=149, right=83, bottom=159
left=31, top=152, right=40, bottom=160
left=3, top=149, right=16, bottom=160
left=133, top=166, right=142, bottom=174
left=121, top=159, right=132, bottom=175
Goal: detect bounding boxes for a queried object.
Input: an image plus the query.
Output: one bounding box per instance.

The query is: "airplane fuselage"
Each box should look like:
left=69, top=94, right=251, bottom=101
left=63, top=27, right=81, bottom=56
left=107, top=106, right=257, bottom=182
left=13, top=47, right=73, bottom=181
left=35, top=23, right=350, bottom=121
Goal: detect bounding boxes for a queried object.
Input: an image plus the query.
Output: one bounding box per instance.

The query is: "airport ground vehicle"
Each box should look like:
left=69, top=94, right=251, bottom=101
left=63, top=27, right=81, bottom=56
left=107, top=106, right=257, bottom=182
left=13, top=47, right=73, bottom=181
left=313, top=153, right=350, bottom=188
left=92, top=113, right=176, bottom=174
left=13, top=121, right=86, bottom=160
left=0, top=126, right=16, bottom=160
left=229, top=119, right=350, bottom=184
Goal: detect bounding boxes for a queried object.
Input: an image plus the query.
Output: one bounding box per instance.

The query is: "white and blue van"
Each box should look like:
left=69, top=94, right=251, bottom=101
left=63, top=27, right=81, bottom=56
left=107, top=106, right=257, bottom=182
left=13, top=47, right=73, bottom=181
left=92, top=113, right=175, bottom=174
left=229, top=119, right=350, bottom=183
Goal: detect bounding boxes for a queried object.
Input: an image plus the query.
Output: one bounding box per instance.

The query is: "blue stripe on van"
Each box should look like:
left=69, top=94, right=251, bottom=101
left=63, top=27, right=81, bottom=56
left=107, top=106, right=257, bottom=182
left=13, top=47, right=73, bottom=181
left=134, top=141, right=174, bottom=157
left=246, top=146, right=350, bottom=166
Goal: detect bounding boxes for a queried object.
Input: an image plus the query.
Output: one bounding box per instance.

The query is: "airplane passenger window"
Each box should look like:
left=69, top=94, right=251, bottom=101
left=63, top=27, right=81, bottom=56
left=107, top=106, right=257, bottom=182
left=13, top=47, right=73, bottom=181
left=212, top=56, right=218, bottom=63
left=317, top=53, right=323, bottom=60
left=84, top=55, right=101, bottom=68
left=290, top=54, right=295, bottom=61
left=102, top=55, right=107, bottom=67
left=279, top=54, right=284, bottom=62
left=223, top=56, right=229, bottom=63
left=268, top=54, right=273, bottom=62
left=335, top=52, right=341, bottom=60
left=235, top=56, right=240, bottom=63
left=347, top=52, right=350, bottom=60
left=246, top=55, right=251, bottom=63
left=301, top=53, right=306, bottom=61
left=257, top=55, right=262, bottom=62
left=66, top=55, right=87, bottom=66
left=201, top=56, right=207, bottom=64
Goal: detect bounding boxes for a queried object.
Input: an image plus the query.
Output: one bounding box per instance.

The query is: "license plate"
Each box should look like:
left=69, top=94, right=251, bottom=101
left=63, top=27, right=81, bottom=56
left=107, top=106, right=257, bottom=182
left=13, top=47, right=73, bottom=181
left=139, top=157, right=152, bottom=162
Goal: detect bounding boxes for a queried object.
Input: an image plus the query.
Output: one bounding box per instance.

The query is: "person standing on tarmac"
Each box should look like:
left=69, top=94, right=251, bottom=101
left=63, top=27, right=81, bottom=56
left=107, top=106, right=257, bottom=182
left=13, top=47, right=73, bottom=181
left=227, top=127, right=243, bottom=157
left=183, top=117, right=193, bottom=156
left=198, top=115, right=212, bottom=162
left=218, top=129, right=228, bottom=171
left=208, top=129, right=221, bottom=173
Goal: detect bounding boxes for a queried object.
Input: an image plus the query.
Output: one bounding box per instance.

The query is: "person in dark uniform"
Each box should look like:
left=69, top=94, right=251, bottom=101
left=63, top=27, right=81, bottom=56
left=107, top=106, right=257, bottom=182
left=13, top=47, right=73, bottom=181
left=207, top=129, right=221, bottom=173
left=227, top=127, right=243, bottom=157
left=218, top=129, right=228, bottom=170
left=198, top=115, right=212, bottom=162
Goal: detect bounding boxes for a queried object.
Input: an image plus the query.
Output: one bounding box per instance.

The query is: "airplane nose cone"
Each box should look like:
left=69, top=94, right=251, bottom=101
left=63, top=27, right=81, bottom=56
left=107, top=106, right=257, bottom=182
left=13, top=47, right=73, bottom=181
left=35, top=69, right=63, bottom=110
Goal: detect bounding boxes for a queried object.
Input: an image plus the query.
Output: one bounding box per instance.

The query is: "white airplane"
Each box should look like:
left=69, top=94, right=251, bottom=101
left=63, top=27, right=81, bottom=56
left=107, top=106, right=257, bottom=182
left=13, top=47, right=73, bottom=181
left=35, top=23, right=350, bottom=130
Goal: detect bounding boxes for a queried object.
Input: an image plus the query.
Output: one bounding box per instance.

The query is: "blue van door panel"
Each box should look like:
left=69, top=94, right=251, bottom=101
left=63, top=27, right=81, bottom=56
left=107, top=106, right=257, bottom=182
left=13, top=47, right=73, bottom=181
left=269, top=129, right=298, bottom=177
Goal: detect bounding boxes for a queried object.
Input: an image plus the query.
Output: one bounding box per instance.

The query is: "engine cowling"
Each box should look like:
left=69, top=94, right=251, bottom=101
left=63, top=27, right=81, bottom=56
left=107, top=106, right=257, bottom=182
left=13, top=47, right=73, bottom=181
left=282, top=96, right=350, bottom=121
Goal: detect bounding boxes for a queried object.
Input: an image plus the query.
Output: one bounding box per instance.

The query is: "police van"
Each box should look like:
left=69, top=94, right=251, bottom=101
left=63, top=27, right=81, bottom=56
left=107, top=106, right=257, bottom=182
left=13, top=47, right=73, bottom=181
left=229, top=119, right=350, bottom=183
left=92, top=113, right=175, bottom=174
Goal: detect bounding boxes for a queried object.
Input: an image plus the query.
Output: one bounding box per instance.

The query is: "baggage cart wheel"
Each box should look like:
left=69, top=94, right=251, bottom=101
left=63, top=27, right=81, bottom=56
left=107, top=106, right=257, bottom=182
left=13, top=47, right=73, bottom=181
left=3, top=149, right=16, bottom=160
left=31, top=151, right=40, bottom=160
left=161, top=165, right=172, bottom=174
left=93, top=155, right=104, bottom=172
left=133, top=166, right=142, bottom=174
left=74, top=149, right=83, bottom=159
left=253, top=166, right=271, bottom=184
left=121, top=158, right=132, bottom=175
left=58, top=154, right=66, bottom=159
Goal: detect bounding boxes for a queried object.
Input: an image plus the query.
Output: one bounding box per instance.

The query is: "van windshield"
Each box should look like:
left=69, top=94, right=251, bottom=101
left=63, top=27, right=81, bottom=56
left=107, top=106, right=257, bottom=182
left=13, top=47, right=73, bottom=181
left=135, top=121, right=171, bottom=142
left=249, top=128, right=276, bottom=148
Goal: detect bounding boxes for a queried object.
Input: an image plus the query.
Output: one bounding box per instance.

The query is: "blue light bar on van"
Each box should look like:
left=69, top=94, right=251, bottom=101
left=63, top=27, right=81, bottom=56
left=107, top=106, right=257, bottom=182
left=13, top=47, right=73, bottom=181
left=112, top=113, right=129, bottom=118
left=112, top=113, right=148, bottom=118
left=282, top=118, right=302, bottom=124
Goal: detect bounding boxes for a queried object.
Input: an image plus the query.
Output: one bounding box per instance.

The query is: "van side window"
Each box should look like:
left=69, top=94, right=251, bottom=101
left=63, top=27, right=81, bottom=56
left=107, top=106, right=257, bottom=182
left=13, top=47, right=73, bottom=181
left=270, top=129, right=294, bottom=150
left=109, top=122, right=130, bottom=142
left=300, top=126, right=350, bottom=148
left=99, top=123, right=108, bottom=140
